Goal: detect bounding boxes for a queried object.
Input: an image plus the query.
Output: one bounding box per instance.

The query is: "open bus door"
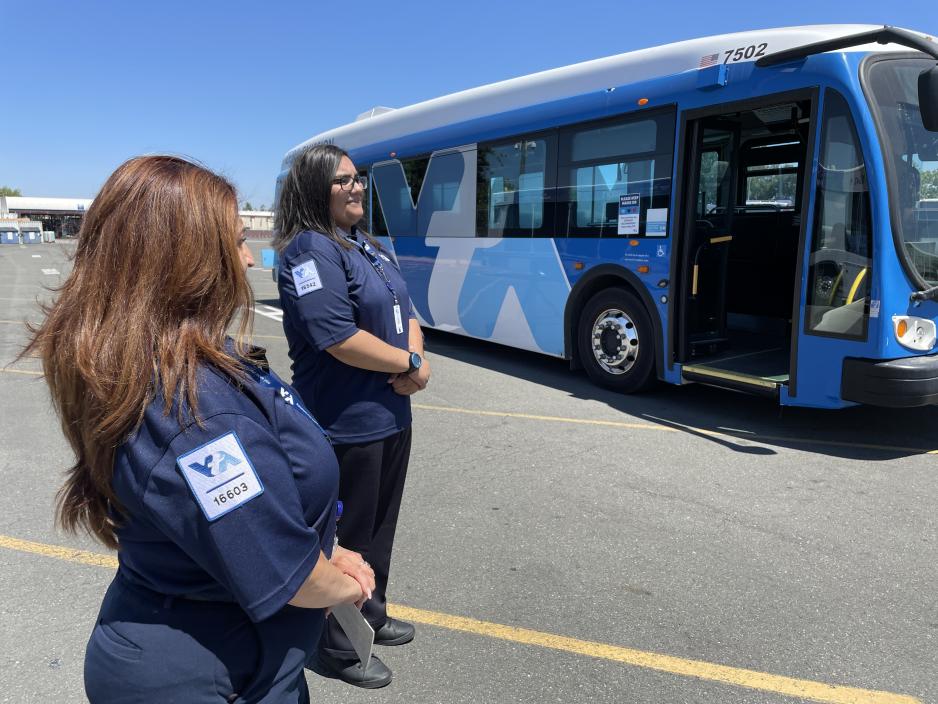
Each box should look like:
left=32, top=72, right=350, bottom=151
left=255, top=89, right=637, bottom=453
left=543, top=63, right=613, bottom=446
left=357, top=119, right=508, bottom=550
left=792, top=89, right=876, bottom=407
left=672, top=91, right=817, bottom=401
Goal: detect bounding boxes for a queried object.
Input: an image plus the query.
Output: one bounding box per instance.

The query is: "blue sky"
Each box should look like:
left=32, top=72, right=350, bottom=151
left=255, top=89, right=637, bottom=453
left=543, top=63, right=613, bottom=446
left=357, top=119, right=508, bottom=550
left=3, top=0, right=935, bottom=208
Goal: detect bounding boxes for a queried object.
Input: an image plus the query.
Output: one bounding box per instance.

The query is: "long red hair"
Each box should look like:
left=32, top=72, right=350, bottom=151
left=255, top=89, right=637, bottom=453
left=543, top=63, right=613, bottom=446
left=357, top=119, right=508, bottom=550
left=23, top=156, right=254, bottom=549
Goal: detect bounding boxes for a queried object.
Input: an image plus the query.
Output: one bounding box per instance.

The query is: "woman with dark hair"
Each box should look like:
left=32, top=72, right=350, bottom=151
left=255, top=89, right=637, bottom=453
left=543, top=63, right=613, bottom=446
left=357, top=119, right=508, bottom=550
left=275, top=144, right=430, bottom=688
left=25, top=155, right=374, bottom=703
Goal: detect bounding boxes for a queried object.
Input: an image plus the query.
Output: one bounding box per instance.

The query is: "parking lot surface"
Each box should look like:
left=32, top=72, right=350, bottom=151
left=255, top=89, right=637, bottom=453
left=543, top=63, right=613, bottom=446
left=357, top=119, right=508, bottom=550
left=1, top=241, right=935, bottom=703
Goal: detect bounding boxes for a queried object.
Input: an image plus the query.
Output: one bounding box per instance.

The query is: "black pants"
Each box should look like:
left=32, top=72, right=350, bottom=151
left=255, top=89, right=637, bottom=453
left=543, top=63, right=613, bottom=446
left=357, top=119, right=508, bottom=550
left=319, top=426, right=412, bottom=658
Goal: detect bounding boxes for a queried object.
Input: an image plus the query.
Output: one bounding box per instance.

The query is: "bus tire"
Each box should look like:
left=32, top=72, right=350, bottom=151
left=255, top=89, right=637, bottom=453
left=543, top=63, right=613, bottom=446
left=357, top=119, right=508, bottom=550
left=577, top=287, right=656, bottom=393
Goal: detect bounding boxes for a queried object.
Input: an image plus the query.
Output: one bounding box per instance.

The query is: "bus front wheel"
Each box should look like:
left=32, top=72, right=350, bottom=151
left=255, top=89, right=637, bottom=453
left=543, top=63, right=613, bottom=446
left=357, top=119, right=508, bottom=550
left=577, top=288, right=656, bottom=393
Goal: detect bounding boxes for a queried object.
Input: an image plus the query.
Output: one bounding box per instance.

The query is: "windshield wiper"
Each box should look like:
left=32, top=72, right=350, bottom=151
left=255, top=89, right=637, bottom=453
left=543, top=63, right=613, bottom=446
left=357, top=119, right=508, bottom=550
left=756, top=26, right=938, bottom=68
left=911, top=284, right=938, bottom=303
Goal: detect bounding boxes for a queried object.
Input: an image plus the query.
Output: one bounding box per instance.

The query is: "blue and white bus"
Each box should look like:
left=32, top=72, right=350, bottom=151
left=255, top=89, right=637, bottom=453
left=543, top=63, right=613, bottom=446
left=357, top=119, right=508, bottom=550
left=277, top=25, right=938, bottom=409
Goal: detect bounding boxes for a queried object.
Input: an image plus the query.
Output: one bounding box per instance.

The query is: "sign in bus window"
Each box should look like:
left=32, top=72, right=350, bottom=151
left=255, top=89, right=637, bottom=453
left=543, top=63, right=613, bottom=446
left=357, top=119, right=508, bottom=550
left=805, top=91, right=873, bottom=339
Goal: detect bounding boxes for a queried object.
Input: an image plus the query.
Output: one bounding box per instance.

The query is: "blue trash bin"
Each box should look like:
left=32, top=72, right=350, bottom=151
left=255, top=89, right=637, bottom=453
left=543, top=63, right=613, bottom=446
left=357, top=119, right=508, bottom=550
left=23, top=231, right=41, bottom=244
left=0, top=231, right=18, bottom=245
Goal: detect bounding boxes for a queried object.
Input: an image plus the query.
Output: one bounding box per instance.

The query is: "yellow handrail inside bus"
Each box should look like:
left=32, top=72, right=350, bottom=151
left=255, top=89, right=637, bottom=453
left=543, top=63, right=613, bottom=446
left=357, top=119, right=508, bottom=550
left=846, top=267, right=868, bottom=304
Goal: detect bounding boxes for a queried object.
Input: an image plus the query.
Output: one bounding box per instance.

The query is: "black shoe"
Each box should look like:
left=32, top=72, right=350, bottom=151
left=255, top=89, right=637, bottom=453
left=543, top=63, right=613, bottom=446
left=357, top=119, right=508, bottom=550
left=311, top=652, right=392, bottom=689
left=374, top=618, right=415, bottom=646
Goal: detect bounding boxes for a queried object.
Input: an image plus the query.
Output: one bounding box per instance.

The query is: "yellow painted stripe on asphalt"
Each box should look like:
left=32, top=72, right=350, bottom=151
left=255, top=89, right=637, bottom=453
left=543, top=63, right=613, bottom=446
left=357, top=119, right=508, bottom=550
left=0, top=367, right=42, bottom=376
left=0, top=534, right=118, bottom=569
left=390, top=603, right=920, bottom=704
left=412, top=403, right=938, bottom=455
left=413, top=403, right=667, bottom=431
left=0, top=533, right=921, bottom=704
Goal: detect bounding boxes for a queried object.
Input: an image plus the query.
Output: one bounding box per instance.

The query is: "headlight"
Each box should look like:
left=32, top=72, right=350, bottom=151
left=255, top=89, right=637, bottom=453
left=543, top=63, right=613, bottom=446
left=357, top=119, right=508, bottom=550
left=892, top=315, right=937, bottom=351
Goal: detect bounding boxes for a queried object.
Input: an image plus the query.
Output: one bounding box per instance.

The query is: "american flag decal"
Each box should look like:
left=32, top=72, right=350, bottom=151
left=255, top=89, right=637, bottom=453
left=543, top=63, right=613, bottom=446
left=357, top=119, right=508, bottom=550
left=698, top=53, right=719, bottom=68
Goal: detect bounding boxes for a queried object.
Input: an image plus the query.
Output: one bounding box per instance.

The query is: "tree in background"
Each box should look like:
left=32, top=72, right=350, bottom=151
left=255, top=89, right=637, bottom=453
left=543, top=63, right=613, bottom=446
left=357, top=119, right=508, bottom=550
left=243, top=201, right=255, bottom=211
left=921, top=168, right=938, bottom=200
left=0, top=186, right=22, bottom=196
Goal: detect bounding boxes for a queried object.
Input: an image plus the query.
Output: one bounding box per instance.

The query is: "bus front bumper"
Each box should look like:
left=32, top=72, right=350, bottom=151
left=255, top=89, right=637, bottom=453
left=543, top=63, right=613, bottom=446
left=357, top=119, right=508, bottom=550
left=842, top=354, right=938, bottom=407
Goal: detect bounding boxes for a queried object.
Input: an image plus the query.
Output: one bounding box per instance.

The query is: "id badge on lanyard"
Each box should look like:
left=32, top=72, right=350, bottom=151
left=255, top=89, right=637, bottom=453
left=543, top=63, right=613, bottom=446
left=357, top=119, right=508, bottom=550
left=349, top=235, right=405, bottom=336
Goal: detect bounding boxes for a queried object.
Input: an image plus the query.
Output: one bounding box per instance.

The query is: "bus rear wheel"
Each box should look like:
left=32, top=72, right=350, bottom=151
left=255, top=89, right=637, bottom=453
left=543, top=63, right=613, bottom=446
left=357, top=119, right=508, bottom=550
left=577, top=288, right=656, bottom=393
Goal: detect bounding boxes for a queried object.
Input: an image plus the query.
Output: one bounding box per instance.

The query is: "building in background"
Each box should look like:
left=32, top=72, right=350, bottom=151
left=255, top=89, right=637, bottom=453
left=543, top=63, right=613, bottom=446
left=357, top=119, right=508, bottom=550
left=240, top=209, right=274, bottom=238
left=0, top=196, right=274, bottom=240
left=0, top=196, right=91, bottom=239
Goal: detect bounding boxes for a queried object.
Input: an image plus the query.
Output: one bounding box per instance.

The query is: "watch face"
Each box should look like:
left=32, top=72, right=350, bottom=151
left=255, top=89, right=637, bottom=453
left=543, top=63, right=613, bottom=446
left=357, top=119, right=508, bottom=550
left=410, top=352, right=422, bottom=370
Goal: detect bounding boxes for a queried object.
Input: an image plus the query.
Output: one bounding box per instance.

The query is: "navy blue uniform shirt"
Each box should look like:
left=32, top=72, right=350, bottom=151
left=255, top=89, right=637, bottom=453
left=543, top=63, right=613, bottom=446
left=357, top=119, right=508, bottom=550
left=278, top=230, right=416, bottom=444
left=112, top=351, right=339, bottom=624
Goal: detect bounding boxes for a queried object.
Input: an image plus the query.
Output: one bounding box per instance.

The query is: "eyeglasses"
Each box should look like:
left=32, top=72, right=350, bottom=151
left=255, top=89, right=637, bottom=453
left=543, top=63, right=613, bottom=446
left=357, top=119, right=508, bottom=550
left=332, top=174, right=368, bottom=191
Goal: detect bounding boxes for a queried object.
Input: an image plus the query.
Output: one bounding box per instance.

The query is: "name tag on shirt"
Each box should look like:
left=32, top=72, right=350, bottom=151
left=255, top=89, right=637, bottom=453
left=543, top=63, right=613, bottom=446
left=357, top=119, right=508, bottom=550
left=177, top=432, right=264, bottom=521
left=291, top=260, right=323, bottom=297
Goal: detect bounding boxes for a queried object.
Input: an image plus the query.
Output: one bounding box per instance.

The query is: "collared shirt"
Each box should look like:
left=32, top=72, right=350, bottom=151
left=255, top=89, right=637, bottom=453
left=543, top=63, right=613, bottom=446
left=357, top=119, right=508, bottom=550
left=278, top=229, right=416, bottom=444
left=112, top=351, right=338, bottom=624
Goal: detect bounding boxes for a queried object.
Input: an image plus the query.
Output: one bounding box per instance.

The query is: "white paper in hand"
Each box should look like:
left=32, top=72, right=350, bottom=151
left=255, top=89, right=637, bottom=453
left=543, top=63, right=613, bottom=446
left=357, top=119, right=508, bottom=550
left=331, top=604, right=374, bottom=667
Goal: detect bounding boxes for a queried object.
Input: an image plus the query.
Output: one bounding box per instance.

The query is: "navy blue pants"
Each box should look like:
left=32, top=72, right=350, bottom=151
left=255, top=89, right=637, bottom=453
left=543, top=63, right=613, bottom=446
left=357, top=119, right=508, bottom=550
left=319, top=426, right=412, bottom=658
left=86, top=574, right=323, bottom=703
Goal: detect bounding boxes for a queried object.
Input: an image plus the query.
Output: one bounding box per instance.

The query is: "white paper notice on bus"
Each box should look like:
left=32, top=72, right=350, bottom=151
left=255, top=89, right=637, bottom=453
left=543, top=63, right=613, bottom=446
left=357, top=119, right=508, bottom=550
left=618, top=194, right=640, bottom=235
left=646, top=208, right=668, bottom=236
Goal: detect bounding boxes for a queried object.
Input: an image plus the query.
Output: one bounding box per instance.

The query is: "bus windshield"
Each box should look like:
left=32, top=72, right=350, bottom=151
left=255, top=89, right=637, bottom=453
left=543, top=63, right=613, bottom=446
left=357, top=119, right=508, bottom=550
left=866, top=57, right=938, bottom=285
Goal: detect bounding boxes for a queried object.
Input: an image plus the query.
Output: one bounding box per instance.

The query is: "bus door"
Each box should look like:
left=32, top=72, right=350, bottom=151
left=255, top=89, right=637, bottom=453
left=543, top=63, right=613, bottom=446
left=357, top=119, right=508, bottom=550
left=793, top=89, right=875, bottom=407
left=674, top=92, right=815, bottom=398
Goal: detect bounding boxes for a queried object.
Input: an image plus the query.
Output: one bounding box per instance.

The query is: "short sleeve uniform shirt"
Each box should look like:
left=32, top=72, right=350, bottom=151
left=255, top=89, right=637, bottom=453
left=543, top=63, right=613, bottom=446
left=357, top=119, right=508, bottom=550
left=112, top=353, right=338, bottom=629
left=278, top=230, right=416, bottom=444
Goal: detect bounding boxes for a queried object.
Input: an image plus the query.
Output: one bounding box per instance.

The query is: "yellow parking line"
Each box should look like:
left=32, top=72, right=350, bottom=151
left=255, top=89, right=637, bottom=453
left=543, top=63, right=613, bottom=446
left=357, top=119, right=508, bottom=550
left=412, top=403, right=938, bottom=455
left=412, top=403, right=667, bottom=431
left=0, top=534, right=921, bottom=704
left=389, top=604, right=919, bottom=704
left=0, top=367, right=42, bottom=376
left=0, top=534, right=118, bottom=569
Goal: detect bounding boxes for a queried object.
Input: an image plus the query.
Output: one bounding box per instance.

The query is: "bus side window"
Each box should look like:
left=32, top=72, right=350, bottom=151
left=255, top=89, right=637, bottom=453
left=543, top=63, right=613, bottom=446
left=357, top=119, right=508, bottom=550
left=476, top=137, right=553, bottom=237
left=558, top=110, right=675, bottom=238
left=805, top=90, right=873, bottom=339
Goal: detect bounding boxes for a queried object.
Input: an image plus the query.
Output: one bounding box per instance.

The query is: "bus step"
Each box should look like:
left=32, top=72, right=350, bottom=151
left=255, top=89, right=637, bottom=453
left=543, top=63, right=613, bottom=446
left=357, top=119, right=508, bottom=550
left=681, top=364, right=781, bottom=399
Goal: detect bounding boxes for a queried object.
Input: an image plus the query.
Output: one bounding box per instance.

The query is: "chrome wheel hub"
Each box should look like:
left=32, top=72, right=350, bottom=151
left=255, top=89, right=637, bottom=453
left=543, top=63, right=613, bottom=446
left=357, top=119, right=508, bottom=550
left=591, top=308, right=639, bottom=375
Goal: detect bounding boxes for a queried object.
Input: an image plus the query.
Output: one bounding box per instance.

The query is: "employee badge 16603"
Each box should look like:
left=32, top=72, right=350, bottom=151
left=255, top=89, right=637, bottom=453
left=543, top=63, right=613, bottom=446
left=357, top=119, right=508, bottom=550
left=176, top=432, right=264, bottom=520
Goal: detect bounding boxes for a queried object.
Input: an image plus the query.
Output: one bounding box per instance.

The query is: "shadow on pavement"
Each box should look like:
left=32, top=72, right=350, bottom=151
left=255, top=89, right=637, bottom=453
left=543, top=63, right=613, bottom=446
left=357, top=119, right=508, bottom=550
left=421, top=328, right=938, bottom=461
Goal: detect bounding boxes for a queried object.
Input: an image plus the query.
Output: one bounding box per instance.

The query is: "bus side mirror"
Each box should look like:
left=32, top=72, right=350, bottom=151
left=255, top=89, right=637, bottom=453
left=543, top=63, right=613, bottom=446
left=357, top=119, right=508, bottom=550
left=919, top=65, right=938, bottom=132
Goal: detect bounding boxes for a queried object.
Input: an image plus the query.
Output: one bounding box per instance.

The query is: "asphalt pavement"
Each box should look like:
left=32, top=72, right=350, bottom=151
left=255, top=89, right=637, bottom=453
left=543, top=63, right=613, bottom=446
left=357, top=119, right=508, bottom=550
left=1, top=240, right=935, bottom=703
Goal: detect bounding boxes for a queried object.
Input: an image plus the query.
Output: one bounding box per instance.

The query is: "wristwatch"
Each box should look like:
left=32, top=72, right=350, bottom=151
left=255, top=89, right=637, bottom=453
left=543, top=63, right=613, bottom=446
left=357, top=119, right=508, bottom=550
left=406, top=351, right=423, bottom=374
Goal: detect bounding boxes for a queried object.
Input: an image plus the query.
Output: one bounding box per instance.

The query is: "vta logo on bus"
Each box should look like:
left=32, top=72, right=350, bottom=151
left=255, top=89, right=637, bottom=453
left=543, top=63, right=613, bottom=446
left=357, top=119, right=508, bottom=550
left=188, top=450, right=242, bottom=478
left=372, top=151, right=570, bottom=356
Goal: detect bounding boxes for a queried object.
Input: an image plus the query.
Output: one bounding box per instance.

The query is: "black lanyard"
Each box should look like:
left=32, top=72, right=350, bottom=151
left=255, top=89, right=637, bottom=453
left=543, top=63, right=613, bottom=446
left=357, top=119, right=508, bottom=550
left=346, top=235, right=399, bottom=305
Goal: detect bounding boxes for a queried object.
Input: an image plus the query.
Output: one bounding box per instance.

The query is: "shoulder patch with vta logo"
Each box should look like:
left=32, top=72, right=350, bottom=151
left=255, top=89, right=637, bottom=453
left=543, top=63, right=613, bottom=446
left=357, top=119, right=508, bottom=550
left=292, top=260, right=323, bottom=297
left=176, top=432, right=264, bottom=521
